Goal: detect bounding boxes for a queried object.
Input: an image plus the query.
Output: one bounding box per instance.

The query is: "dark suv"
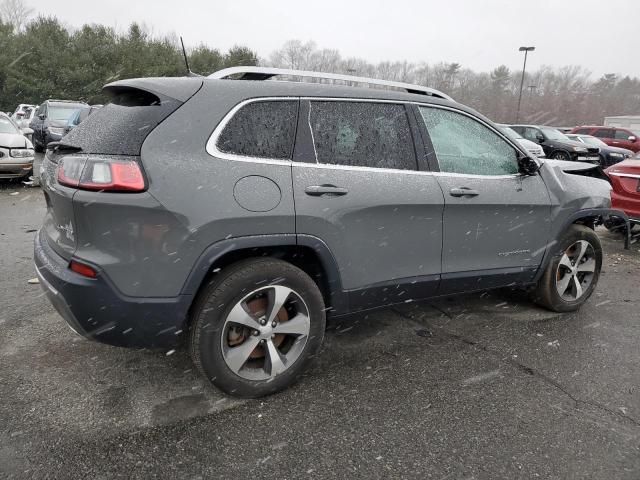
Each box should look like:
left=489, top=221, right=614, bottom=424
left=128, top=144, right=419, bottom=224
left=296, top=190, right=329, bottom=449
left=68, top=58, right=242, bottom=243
left=35, top=67, right=626, bottom=398
left=509, top=125, right=601, bottom=162
left=30, top=99, right=88, bottom=151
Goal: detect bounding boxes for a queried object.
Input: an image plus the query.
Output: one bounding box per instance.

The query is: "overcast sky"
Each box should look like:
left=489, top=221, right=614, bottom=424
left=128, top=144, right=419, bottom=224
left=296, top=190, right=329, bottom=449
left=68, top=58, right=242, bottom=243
left=31, top=0, right=638, bottom=78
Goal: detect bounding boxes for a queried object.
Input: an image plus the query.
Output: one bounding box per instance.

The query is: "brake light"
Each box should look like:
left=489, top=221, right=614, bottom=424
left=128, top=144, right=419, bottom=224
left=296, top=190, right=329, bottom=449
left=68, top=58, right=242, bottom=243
left=57, top=156, right=145, bottom=192
left=69, top=260, right=97, bottom=278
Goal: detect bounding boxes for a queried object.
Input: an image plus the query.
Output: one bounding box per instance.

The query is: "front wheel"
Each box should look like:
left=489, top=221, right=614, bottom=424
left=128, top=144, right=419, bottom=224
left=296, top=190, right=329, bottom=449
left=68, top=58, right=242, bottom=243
left=189, top=258, right=326, bottom=398
left=551, top=151, right=571, bottom=161
left=533, top=225, right=602, bottom=312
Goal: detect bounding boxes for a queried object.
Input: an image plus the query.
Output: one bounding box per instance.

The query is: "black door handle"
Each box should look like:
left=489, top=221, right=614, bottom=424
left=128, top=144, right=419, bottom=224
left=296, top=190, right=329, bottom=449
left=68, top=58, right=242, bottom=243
left=449, top=187, right=479, bottom=197
left=305, top=185, right=349, bottom=197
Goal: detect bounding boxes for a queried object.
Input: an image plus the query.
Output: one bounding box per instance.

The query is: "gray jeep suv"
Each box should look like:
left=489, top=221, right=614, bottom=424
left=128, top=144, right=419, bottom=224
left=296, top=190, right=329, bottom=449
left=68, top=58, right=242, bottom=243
left=34, top=67, right=626, bottom=398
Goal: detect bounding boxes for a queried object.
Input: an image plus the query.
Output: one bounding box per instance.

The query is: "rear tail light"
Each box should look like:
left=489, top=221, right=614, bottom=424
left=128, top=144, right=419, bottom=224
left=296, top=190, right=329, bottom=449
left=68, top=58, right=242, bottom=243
left=57, top=156, right=145, bottom=192
left=69, top=259, right=97, bottom=278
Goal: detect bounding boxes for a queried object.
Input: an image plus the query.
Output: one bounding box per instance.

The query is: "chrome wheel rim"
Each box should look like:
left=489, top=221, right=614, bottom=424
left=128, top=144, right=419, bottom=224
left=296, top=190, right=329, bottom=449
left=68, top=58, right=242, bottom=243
left=221, top=285, right=310, bottom=381
left=555, top=240, right=596, bottom=301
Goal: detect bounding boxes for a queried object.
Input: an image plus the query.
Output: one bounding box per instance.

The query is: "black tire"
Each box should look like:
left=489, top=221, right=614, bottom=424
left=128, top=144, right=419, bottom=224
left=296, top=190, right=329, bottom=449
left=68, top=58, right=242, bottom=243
left=551, top=151, right=570, bottom=161
left=189, top=258, right=326, bottom=398
left=533, top=224, right=602, bottom=312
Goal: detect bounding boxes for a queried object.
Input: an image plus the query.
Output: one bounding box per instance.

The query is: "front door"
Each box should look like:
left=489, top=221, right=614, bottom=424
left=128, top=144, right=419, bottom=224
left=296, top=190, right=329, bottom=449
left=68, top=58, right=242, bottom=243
left=416, top=105, right=552, bottom=294
left=292, top=100, right=444, bottom=312
left=612, top=129, right=639, bottom=152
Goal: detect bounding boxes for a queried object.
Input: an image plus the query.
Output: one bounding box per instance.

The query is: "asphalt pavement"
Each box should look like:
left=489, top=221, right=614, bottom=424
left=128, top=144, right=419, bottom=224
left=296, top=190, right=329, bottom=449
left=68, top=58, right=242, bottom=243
left=1, top=158, right=638, bottom=479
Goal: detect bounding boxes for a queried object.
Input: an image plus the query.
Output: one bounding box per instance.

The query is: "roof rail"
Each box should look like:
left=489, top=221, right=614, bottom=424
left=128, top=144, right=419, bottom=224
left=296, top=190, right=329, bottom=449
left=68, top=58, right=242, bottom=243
left=208, top=66, right=454, bottom=101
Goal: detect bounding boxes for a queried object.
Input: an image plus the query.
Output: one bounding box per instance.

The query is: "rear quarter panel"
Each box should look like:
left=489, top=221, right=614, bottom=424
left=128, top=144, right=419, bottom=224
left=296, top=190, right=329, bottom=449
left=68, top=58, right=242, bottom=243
left=109, top=82, right=296, bottom=297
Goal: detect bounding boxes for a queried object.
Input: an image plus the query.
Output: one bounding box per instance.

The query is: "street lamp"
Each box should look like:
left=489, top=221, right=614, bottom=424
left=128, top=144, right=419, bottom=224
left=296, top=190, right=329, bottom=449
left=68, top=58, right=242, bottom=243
left=515, top=46, right=535, bottom=123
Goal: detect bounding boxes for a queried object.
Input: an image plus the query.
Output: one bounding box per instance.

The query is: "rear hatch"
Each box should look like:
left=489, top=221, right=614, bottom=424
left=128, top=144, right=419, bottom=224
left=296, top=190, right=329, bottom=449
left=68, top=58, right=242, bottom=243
left=39, top=78, right=203, bottom=261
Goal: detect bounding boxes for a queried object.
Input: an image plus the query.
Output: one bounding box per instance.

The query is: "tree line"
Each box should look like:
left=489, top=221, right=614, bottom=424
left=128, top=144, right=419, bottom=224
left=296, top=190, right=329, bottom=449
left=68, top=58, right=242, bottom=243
left=1, top=2, right=638, bottom=126
left=268, top=40, right=640, bottom=126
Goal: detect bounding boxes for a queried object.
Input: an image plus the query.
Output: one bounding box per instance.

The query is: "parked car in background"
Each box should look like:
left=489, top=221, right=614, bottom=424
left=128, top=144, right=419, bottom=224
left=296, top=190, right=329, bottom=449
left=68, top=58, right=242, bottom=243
left=0, top=112, right=35, bottom=179
left=63, top=105, right=103, bottom=136
left=605, top=159, right=640, bottom=230
left=30, top=99, right=88, bottom=152
left=12, top=104, right=36, bottom=122
left=497, top=124, right=545, bottom=158
left=566, top=134, right=633, bottom=167
left=509, top=124, right=600, bottom=162
left=35, top=67, right=624, bottom=398
left=13, top=105, right=36, bottom=130
left=570, top=126, right=640, bottom=153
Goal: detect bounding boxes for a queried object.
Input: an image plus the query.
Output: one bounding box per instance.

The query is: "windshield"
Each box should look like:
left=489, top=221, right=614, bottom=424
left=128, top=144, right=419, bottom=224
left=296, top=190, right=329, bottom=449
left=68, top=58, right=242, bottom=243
left=0, top=116, right=19, bottom=134
left=500, top=126, right=523, bottom=140
left=540, top=127, right=568, bottom=141
left=48, top=106, right=84, bottom=121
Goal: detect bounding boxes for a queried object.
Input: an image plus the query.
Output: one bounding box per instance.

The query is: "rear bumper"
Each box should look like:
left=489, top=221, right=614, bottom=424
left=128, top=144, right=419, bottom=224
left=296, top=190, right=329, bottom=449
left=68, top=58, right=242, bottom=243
left=34, top=229, right=192, bottom=348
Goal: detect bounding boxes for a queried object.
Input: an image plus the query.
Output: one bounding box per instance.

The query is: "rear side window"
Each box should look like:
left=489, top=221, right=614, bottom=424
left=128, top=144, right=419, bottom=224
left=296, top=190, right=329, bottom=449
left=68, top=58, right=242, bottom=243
left=216, top=100, right=298, bottom=159
left=308, top=101, right=416, bottom=170
left=61, top=88, right=183, bottom=156
left=574, top=128, right=591, bottom=134
left=593, top=128, right=614, bottom=138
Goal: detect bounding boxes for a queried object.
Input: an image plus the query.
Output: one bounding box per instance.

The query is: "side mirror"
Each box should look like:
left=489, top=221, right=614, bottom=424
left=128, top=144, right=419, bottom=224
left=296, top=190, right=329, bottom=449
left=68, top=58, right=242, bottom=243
left=628, top=136, right=637, bottom=142
left=38, top=113, right=45, bottom=120
left=536, top=134, right=545, bottom=144
left=518, top=153, right=540, bottom=175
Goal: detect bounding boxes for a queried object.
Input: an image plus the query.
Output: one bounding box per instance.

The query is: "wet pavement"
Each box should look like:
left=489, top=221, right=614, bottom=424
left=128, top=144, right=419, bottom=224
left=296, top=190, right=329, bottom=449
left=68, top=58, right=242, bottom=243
left=1, top=163, right=639, bottom=479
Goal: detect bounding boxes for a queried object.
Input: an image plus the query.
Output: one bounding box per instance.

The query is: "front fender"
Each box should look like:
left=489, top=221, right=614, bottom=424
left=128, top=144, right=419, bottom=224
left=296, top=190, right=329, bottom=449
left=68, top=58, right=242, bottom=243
left=533, top=208, right=630, bottom=283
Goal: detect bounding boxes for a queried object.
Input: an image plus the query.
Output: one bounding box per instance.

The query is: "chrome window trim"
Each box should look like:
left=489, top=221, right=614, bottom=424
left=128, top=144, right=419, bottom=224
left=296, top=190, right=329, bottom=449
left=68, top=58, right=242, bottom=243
left=206, top=96, right=300, bottom=165
left=206, top=96, right=528, bottom=179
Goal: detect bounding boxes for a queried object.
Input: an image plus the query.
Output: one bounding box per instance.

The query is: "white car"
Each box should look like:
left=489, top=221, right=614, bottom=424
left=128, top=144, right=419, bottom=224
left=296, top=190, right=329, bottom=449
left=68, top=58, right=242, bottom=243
left=0, top=113, right=35, bottom=179
left=497, top=124, right=545, bottom=158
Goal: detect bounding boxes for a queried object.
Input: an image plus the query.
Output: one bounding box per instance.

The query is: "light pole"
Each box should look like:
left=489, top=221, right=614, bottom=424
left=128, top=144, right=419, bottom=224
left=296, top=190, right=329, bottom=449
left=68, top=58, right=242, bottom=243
left=515, top=46, right=535, bottom=123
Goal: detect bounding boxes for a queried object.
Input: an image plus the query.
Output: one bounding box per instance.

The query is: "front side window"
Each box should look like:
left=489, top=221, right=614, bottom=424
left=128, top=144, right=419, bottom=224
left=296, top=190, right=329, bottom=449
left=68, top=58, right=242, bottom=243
left=614, top=129, right=632, bottom=140
left=308, top=101, right=416, bottom=170
left=419, top=107, right=518, bottom=176
left=217, top=100, right=298, bottom=159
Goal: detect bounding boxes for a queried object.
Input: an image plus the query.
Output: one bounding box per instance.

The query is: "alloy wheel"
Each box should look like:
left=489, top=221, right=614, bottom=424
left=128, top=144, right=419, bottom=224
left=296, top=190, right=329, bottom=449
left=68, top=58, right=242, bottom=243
left=221, top=285, right=311, bottom=381
left=555, top=240, right=596, bottom=301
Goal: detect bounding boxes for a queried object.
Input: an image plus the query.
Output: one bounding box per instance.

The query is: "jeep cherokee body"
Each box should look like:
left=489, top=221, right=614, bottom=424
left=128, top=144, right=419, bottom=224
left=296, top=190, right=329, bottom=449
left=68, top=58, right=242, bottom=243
left=34, top=68, right=626, bottom=397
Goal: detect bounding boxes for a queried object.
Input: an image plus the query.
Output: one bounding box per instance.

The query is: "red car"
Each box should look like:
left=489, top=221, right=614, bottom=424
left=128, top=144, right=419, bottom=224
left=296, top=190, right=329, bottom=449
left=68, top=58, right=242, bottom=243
left=570, top=126, right=640, bottom=153
left=605, top=159, right=640, bottom=228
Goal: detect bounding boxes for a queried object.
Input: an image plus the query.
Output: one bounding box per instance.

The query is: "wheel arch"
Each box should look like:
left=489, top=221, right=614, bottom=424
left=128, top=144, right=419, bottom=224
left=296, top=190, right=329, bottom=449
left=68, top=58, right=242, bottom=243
left=533, top=208, right=630, bottom=282
left=181, top=234, right=347, bottom=318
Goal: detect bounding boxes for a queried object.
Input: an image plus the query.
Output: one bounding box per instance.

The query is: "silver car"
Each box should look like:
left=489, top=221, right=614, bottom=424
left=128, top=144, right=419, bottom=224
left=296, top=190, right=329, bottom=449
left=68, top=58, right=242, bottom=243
left=0, top=113, right=35, bottom=179
left=35, top=67, right=628, bottom=397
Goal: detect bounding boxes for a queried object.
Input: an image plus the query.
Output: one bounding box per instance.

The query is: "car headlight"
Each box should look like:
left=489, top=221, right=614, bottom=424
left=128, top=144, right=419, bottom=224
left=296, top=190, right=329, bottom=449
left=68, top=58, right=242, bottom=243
left=49, top=127, right=65, bottom=135
left=10, top=148, right=34, bottom=158
left=572, top=146, right=588, bottom=153
left=609, top=152, right=624, bottom=158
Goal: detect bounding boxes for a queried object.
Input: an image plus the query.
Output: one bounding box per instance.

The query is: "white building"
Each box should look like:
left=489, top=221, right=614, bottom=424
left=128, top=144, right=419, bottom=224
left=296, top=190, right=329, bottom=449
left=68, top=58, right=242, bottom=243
left=604, top=115, right=640, bottom=134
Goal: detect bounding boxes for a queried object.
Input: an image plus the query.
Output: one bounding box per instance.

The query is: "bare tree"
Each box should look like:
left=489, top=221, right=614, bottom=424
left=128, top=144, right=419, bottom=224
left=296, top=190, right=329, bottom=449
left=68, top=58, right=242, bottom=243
left=0, top=0, right=33, bottom=32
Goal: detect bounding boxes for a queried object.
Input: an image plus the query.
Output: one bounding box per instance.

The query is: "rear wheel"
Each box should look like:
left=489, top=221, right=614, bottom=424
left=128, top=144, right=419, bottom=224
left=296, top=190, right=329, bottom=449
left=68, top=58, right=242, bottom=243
left=189, top=258, right=326, bottom=398
left=533, top=225, right=602, bottom=312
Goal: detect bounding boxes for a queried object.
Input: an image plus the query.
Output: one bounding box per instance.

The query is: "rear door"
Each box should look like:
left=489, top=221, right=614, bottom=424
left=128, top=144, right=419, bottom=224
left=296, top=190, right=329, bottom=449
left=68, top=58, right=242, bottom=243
left=292, top=99, right=444, bottom=311
left=416, top=105, right=551, bottom=293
